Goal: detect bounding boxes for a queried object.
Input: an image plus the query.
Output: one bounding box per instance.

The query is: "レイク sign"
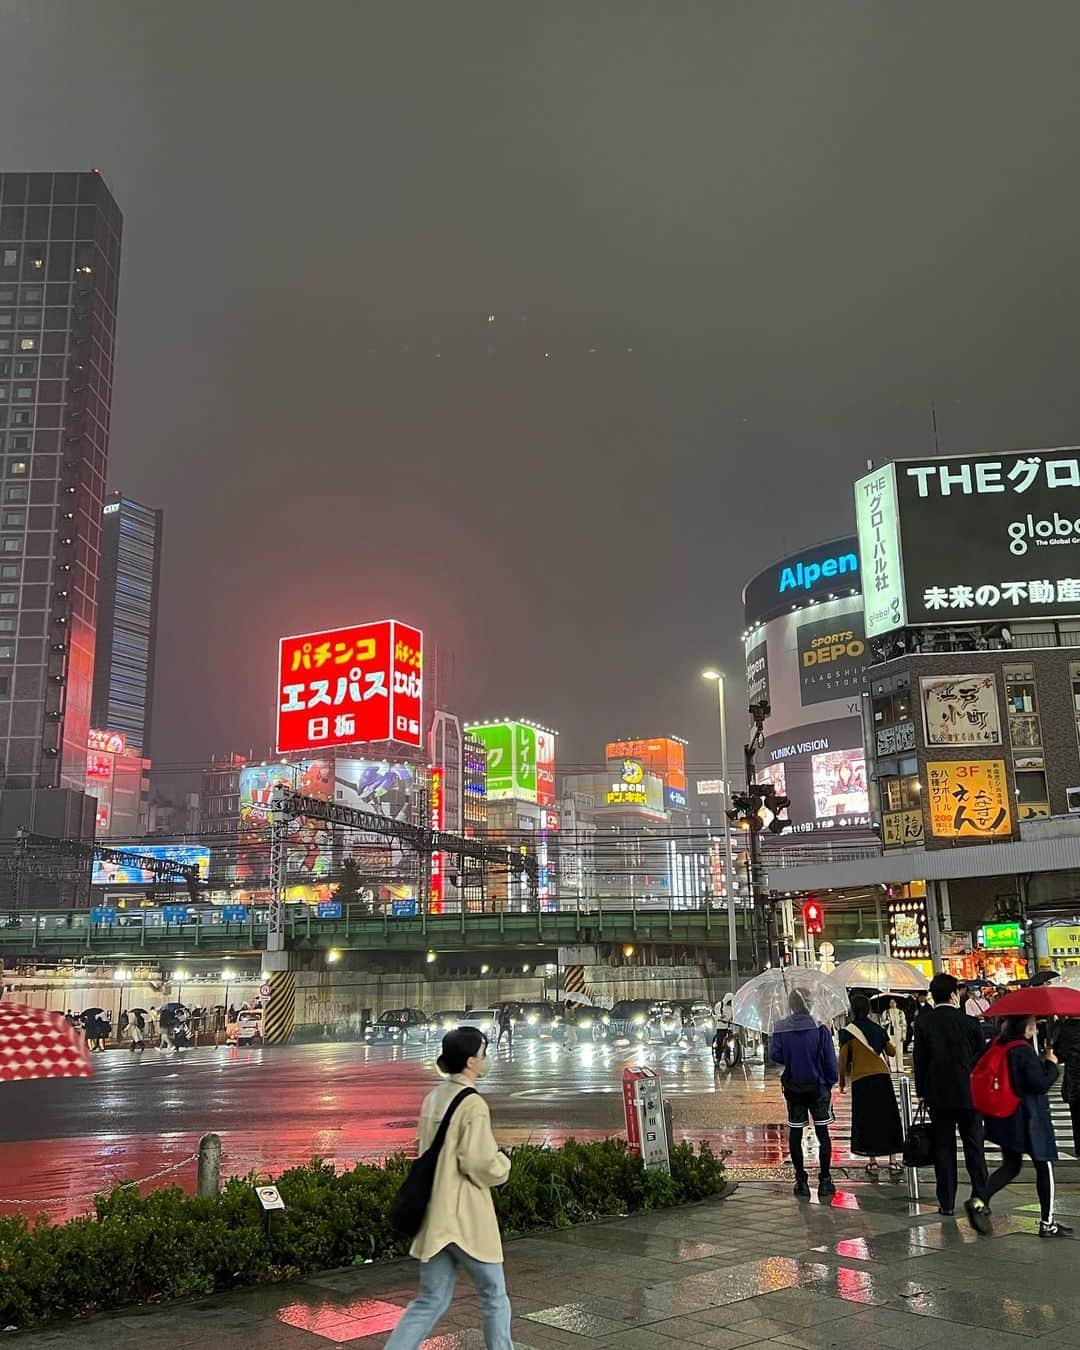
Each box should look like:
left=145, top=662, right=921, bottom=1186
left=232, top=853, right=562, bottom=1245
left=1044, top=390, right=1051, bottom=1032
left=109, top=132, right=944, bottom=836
left=276, top=620, right=423, bottom=753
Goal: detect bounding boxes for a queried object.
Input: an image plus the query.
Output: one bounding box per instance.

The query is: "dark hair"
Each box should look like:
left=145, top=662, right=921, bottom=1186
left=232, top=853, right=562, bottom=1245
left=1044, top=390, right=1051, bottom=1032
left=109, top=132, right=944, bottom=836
left=929, top=973, right=959, bottom=1005
left=788, top=989, right=810, bottom=1016
left=436, top=1026, right=487, bottom=1075
left=849, top=993, right=872, bottom=1021
left=1000, top=1015, right=1032, bottom=1043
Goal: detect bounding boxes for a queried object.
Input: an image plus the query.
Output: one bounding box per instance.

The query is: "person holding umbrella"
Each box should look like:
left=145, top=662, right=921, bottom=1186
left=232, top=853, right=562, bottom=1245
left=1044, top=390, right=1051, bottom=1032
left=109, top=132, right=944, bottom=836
left=769, top=988, right=840, bottom=1201
left=982, top=1015, right=1071, bottom=1238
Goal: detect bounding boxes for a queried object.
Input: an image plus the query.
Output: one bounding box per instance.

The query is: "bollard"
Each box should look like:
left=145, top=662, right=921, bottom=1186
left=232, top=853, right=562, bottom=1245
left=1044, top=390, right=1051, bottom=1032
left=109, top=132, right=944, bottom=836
left=898, top=1076, right=920, bottom=1203
left=197, top=1131, right=222, bottom=1198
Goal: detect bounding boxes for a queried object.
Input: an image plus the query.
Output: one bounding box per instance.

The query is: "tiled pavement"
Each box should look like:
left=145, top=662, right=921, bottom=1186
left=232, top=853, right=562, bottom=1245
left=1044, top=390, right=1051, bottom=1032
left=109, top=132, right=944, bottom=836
left=14, top=1178, right=1080, bottom=1348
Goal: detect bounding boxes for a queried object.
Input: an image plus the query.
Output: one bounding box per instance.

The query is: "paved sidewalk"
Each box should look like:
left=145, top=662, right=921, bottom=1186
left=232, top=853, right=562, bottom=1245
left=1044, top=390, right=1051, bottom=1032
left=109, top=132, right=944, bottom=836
left=14, top=1177, right=1080, bottom=1348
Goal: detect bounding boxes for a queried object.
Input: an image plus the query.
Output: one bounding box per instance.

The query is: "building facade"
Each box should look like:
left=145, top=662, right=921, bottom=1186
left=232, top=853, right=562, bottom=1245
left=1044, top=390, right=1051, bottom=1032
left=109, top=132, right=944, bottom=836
left=91, top=493, right=162, bottom=755
left=0, top=171, right=122, bottom=805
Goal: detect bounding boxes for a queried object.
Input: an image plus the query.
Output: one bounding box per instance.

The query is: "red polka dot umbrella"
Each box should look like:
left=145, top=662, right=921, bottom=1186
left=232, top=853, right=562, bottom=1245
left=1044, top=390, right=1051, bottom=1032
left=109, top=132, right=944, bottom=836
left=0, top=1003, right=94, bottom=1083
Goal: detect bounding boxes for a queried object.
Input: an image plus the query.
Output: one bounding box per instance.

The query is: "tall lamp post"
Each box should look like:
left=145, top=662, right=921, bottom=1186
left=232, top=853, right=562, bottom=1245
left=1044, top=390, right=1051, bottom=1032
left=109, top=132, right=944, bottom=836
left=702, top=670, right=739, bottom=992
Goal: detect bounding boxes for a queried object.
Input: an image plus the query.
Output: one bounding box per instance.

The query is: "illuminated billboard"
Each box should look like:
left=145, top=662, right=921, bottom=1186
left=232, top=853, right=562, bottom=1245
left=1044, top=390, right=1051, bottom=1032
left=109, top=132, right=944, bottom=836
left=238, top=760, right=333, bottom=880
left=604, top=738, right=687, bottom=793
left=927, top=759, right=1012, bottom=839
left=335, top=758, right=417, bottom=881
left=811, top=748, right=870, bottom=820
left=856, top=449, right=1080, bottom=634
left=92, top=844, right=211, bottom=887
left=276, top=620, right=423, bottom=754
left=469, top=721, right=557, bottom=803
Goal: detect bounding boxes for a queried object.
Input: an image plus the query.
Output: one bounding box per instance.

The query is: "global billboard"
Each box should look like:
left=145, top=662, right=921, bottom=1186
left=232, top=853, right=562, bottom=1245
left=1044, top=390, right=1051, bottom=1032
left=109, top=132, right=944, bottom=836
left=468, top=720, right=557, bottom=803
left=92, top=844, right=211, bottom=887
left=855, top=449, right=1080, bottom=635
left=276, top=619, right=423, bottom=754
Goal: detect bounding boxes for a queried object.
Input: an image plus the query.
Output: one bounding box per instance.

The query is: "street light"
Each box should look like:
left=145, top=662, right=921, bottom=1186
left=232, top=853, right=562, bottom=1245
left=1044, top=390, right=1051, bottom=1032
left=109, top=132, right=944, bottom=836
left=113, top=966, right=130, bottom=1039
left=702, top=669, right=739, bottom=992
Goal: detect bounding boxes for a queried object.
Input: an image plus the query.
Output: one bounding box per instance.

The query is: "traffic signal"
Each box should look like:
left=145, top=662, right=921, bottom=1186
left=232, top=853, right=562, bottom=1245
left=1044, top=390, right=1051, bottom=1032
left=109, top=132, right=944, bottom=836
left=802, top=899, right=824, bottom=936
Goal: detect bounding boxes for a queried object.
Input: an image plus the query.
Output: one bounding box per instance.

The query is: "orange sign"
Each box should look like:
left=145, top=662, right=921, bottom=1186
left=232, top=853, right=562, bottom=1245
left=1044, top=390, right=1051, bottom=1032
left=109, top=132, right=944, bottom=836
left=927, top=760, right=1012, bottom=839
left=604, top=738, right=686, bottom=792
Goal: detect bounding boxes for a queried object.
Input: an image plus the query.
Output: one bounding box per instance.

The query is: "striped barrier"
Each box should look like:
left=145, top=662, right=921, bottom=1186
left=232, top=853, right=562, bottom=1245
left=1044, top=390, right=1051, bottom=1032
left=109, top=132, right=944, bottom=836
left=263, top=969, right=296, bottom=1044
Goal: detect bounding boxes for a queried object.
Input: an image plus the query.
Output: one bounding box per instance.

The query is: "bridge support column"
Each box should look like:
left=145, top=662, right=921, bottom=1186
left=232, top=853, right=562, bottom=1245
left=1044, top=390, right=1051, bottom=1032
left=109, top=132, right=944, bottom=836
left=261, top=951, right=296, bottom=1044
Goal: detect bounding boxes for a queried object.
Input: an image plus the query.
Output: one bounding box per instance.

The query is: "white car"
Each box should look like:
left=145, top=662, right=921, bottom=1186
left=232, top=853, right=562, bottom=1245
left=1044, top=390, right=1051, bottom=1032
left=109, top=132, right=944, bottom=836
left=459, top=1009, right=499, bottom=1041
left=235, top=1008, right=264, bottom=1045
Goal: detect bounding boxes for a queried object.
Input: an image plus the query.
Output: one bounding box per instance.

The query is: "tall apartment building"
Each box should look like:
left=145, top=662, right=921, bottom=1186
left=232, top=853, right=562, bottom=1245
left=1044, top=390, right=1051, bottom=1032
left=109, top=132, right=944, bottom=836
left=91, top=493, right=162, bottom=755
left=0, top=171, right=122, bottom=836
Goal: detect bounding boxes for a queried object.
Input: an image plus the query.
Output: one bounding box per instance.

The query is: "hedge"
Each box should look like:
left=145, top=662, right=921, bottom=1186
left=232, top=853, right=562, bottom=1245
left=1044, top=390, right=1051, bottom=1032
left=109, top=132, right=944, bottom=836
left=0, top=1138, right=726, bottom=1329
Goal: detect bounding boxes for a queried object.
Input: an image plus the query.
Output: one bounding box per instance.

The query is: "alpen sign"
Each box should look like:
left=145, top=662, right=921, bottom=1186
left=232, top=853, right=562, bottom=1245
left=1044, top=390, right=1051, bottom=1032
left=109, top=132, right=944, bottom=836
left=857, top=449, right=1080, bottom=632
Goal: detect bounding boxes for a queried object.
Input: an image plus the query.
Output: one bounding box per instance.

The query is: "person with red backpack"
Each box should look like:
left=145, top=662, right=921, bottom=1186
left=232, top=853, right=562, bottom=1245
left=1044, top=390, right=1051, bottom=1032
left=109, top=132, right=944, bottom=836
left=978, top=1014, right=1072, bottom=1238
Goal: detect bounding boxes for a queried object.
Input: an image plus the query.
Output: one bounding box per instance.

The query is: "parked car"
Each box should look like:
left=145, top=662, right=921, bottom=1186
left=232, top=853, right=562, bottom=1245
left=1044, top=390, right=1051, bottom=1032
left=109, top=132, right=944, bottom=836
left=430, top=1009, right=467, bottom=1036
left=235, top=1008, right=263, bottom=1046
left=605, top=999, right=655, bottom=1043
left=513, top=1001, right=562, bottom=1040
left=458, top=1008, right=499, bottom=1041
left=364, top=1008, right=430, bottom=1044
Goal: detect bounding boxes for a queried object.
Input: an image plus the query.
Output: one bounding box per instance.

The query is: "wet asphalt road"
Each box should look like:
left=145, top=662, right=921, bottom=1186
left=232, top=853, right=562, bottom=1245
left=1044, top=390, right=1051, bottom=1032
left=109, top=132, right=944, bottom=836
left=0, top=1039, right=818, bottom=1219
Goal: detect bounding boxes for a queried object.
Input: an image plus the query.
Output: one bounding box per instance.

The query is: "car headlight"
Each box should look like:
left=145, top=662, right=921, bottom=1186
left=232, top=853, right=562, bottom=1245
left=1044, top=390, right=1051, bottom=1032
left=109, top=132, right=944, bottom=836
left=527, top=1015, right=539, bottom=1025
left=579, top=1017, right=592, bottom=1029
left=602, top=1015, right=610, bottom=1024
left=632, top=1014, right=645, bottom=1025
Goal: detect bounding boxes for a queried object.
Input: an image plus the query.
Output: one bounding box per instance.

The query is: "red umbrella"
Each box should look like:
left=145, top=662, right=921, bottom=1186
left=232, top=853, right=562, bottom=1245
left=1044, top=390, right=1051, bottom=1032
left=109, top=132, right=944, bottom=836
left=0, top=1003, right=94, bottom=1082
left=981, top=985, right=1080, bottom=1019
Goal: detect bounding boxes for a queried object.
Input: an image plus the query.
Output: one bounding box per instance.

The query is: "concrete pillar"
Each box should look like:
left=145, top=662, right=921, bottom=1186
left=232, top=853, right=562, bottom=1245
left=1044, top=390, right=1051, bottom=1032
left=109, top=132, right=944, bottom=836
left=261, top=952, right=296, bottom=1044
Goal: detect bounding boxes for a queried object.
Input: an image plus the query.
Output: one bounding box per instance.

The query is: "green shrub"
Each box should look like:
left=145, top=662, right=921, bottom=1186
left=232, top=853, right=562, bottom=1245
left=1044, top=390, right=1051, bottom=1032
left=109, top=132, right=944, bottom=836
left=0, top=1139, right=726, bottom=1330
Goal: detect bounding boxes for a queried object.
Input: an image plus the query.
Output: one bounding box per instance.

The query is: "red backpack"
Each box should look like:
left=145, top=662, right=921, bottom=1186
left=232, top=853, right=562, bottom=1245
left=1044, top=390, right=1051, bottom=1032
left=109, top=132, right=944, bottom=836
left=971, top=1039, right=1027, bottom=1118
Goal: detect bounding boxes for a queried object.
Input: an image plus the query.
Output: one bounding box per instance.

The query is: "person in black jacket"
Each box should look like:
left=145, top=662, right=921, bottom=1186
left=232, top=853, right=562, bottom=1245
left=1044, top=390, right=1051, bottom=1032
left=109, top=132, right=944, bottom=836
left=1052, top=1016, right=1080, bottom=1155
left=985, top=1015, right=1072, bottom=1238
left=913, top=972, right=990, bottom=1230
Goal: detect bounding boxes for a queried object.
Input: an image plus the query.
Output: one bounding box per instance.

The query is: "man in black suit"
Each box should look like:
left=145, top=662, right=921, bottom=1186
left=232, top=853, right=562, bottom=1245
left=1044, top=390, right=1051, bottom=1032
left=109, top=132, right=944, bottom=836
left=913, top=972, right=991, bottom=1233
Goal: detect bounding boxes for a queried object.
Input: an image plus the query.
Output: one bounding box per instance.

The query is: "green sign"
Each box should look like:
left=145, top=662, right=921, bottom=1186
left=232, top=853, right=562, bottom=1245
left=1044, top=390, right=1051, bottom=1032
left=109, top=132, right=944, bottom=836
left=982, top=922, right=1022, bottom=950
left=471, top=723, right=514, bottom=799
left=514, top=723, right=536, bottom=798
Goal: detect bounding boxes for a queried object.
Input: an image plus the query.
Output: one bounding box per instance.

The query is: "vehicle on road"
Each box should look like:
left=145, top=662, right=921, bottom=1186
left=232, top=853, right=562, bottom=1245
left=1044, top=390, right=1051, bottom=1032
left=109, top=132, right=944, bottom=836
left=430, top=1009, right=467, bottom=1035
left=676, top=1001, right=717, bottom=1046
left=459, top=1008, right=499, bottom=1041
left=235, top=1008, right=263, bottom=1046
left=571, top=1004, right=611, bottom=1040
left=513, top=1001, right=562, bottom=1040
left=645, top=1002, right=686, bottom=1045
left=364, top=1008, right=431, bottom=1044
left=605, top=999, right=655, bottom=1043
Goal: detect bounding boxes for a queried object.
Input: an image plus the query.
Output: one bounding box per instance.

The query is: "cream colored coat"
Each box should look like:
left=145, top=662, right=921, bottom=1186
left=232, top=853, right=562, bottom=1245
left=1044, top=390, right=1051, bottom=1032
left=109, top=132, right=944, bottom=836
left=410, top=1073, right=511, bottom=1265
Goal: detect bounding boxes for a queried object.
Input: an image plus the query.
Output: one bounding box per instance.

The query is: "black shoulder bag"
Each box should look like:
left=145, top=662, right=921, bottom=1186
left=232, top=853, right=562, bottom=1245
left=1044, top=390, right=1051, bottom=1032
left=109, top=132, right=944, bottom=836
left=390, top=1087, right=477, bottom=1237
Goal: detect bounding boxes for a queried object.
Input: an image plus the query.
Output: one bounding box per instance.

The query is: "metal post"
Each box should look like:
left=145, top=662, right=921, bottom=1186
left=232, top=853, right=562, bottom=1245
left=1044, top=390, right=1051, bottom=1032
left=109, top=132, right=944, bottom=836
left=197, top=1131, right=222, bottom=1197
left=874, top=889, right=885, bottom=953
left=898, top=1075, right=920, bottom=1202
left=716, top=676, right=739, bottom=993
left=925, top=880, right=943, bottom=972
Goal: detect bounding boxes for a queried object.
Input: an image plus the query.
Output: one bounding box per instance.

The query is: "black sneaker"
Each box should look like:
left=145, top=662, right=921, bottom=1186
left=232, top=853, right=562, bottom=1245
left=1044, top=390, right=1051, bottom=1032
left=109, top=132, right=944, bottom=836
left=937, top=1207, right=954, bottom=1217
left=793, top=1175, right=811, bottom=1199
left=965, top=1199, right=992, bottom=1236
left=818, top=1177, right=837, bottom=1201
left=1039, top=1221, right=1074, bottom=1238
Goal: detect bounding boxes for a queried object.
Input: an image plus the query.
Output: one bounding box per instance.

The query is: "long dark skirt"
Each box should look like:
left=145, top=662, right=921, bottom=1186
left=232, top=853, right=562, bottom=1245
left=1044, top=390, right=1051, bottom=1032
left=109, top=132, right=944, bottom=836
left=850, top=1072, right=904, bottom=1157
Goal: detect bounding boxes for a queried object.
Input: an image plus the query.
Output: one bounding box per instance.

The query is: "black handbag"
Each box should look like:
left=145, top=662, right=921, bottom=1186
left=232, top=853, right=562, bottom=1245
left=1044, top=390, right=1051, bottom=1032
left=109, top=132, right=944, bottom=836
left=902, top=1102, right=934, bottom=1168
left=390, top=1087, right=476, bottom=1237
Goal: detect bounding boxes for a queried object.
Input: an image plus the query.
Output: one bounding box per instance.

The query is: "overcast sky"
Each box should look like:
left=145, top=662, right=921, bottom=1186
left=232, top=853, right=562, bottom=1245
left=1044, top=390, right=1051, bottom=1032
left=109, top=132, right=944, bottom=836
left=3, top=1, right=1080, bottom=780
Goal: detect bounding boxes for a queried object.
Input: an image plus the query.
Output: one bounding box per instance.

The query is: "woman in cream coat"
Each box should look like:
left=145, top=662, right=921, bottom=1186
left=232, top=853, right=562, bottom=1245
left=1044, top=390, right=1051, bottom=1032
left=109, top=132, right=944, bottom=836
left=386, top=1026, right=513, bottom=1349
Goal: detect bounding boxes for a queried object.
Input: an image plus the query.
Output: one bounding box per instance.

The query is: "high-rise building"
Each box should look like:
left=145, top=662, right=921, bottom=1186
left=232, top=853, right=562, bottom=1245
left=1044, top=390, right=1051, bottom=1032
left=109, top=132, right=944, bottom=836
left=92, top=493, right=162, bottom=755
left=0, top=171, right=122, bottom=812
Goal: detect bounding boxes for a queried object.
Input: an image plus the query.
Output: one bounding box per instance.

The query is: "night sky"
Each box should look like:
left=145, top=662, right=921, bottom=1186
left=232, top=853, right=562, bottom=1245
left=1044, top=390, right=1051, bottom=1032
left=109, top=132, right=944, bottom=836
left=4, top=2, right=1080, bottom=781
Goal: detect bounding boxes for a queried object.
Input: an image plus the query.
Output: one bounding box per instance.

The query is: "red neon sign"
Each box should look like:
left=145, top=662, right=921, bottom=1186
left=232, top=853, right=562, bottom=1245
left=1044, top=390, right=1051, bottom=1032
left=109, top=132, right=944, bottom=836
left=275, top=619, right=423, bottom=754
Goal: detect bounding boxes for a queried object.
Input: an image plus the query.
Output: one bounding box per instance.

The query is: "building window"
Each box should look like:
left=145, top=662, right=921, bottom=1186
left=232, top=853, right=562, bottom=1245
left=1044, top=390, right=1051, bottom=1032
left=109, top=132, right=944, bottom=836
left=1, top=251, right=16, bottom=268
left=3, top=511, right=25, bottom=528
left=18, top=338, right=36, bottom=352
left=0, top=646, right=12, bottom=661
left=0, top=591, right=16, bottom=606
left=13, top=386, right=32, bottom=401
left=7, top=460, right=27, bottom=475
left=0, top=676, right=9, bottom=695
left=10, top=411, right=32, bottom=427
left=0, top=315, right=11, bottom=328
left=20, top=287, right=42, bottom=304
left=4, top=485, right=26, bottom=501
left=13, top=361, right=35, bottom=377
left=0, top=618, right=14, bottom=632
left=1, top=539, right=21, bottom=553
left=1004, top=663, right=1041, bottom=753
left=9, top=434, right=29, bottom=450
left=0, top=565, right=18, bottom=579
left=0, top=386, right=7, bottom=402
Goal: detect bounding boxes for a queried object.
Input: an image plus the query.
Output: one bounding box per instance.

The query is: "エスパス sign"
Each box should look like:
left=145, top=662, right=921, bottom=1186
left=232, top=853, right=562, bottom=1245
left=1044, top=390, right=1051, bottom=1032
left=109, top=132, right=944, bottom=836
left=276, top=620, right=423, bottom=753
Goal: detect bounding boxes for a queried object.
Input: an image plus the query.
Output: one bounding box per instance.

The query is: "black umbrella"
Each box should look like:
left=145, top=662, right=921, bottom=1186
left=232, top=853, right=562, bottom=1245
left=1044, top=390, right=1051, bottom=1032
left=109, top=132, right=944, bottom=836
left=81, top=1007, right=104, bottom=1018
left=127, top=1008, right=149, bottom=1017
left=159, top=1002, right=186, bottom=1013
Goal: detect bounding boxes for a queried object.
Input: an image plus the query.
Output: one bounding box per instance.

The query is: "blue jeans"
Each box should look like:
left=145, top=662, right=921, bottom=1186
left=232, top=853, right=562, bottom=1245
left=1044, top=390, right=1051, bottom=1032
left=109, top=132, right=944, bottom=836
left=385, top=1243, right=513, bottom=1349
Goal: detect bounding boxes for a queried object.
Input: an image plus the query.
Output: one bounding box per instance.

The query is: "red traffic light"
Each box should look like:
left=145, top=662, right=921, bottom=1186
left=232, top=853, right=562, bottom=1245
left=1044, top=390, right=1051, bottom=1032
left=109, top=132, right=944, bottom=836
left=802, top=900, right=824, bottom=936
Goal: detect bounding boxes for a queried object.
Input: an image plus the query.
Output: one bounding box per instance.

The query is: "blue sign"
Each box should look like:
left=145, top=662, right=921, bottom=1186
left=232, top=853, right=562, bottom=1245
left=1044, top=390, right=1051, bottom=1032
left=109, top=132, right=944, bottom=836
left=316, top=901, right=342, bottom=919
left=391, top=899, right=418, bottom=917
left=162, top=905, right=193, bottom=925
left=221, top=905, right=249, bottom=923
left=90, top=906, right=118, bottom=925
left=778, top=550, right=858, bottom=595
left=665, top=786, right=687, bottom=811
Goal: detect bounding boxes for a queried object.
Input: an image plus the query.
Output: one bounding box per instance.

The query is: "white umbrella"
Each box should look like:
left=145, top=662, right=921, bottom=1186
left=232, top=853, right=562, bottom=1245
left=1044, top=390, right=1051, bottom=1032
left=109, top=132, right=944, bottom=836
left=562, top=990, right=594, bottom=1006
left=730, top=967, right=848, bottom=1034
left=1054, top=968, right=1080, bottom=988
left=832, top=955, right=929, bottom=993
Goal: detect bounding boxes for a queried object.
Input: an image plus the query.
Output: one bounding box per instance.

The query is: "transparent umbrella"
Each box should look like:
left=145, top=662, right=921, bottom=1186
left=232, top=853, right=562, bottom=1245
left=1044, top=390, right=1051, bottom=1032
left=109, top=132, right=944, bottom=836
left=832, top=955, right=929, bottom=993
left=730, top=967, right=849, bottom=1034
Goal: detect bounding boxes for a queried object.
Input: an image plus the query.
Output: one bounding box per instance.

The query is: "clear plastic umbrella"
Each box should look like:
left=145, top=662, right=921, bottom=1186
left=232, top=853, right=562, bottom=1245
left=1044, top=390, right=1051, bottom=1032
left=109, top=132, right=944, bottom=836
left=832, top=955, right=929, bottom=993
left=730, top=967, right=849, bottom=1034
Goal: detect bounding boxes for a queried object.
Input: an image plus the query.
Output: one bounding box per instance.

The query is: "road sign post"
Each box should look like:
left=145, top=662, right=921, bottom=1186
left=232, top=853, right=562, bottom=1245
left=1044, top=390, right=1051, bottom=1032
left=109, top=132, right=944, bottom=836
left=622, top=1066, right=670, bottom=1173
